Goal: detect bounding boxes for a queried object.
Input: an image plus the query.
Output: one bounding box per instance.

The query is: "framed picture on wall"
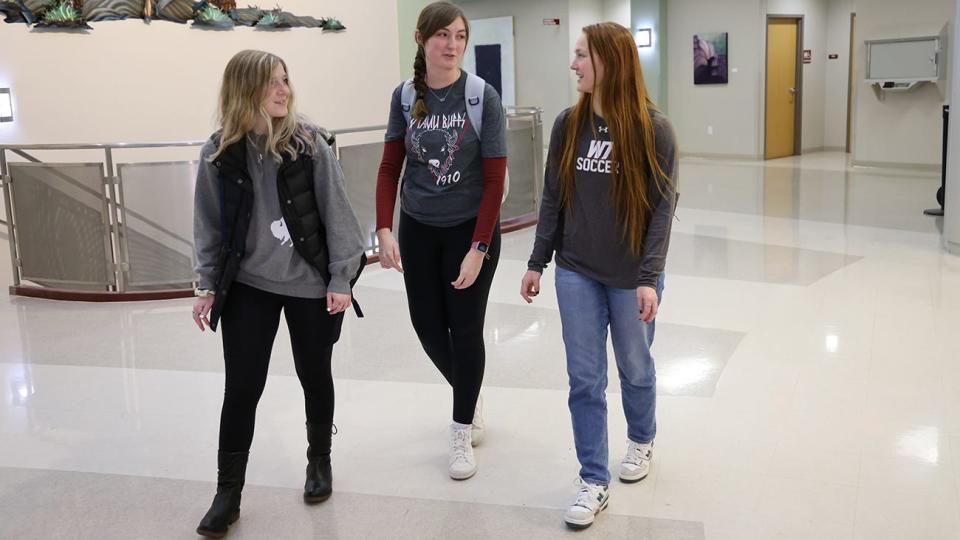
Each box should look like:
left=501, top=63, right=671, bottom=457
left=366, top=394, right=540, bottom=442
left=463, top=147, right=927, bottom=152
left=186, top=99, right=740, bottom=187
left=694, top=32, right=729, bottom=85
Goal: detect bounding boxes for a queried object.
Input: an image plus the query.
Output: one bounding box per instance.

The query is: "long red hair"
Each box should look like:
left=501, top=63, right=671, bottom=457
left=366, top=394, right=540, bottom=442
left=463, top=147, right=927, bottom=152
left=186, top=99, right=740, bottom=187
left=559, top=22, right=672, bottom=257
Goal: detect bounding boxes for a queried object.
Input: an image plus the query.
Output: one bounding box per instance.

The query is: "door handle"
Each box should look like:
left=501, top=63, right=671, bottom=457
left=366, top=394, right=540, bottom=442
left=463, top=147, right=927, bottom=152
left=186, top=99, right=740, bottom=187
left=788, top=87, right=799, bottom=95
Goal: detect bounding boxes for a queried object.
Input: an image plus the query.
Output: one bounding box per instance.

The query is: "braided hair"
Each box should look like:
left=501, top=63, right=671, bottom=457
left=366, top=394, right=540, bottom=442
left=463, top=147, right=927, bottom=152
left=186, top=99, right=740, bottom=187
left=411, top=1, right=470, bottom=121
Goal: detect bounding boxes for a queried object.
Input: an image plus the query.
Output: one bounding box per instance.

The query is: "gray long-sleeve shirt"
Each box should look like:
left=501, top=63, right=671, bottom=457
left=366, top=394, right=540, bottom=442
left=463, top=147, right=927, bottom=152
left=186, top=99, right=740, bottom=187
left=528, top=108, right=678, bottom=289
left=193, top=131, right=365, bottom=297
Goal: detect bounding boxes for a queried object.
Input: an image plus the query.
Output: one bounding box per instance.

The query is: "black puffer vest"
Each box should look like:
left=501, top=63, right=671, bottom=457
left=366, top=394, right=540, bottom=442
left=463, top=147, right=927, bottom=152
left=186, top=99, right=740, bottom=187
left=206, top=131, right=365, bottom=331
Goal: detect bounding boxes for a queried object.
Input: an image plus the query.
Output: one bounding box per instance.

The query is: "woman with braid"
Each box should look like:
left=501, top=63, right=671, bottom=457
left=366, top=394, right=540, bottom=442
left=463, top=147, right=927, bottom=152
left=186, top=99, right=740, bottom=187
left=521, top=23, right=678, bottom=529
left=375, top=1, right=507, bottom=480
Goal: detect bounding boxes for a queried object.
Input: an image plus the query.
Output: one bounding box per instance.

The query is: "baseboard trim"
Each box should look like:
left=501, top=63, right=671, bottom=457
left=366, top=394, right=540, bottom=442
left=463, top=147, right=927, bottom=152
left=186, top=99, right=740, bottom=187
left=9, top=285, right=194, bottom=302
left=680, top=152, right=762, bottom=161
left=852, top=160, right=940, bottom=172
left=800, top=146, right=847, bottom=153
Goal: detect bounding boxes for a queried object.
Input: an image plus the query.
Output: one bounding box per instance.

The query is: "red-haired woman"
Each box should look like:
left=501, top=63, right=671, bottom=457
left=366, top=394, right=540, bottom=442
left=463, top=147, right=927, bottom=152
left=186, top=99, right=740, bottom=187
left=521, top=22, right=678, bottom=530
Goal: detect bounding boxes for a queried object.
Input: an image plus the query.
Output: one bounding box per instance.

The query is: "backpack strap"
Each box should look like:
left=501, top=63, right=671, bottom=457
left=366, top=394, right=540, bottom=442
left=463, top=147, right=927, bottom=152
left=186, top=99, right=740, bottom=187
left=400, top=73, right=486, bottom=139
left=464, top=72, right=485, bottom=138
left=400, top=78, right=416, bottom=130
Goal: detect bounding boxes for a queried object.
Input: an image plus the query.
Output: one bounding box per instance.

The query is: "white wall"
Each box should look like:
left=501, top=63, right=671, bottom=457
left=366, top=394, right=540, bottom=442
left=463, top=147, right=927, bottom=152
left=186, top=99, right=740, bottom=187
left=767, top=0, right=829, bottom=153
left=569, top=0, right=605, bottom=100
left=825, top=0, right=855, bottom=150
left=0, top=1, right=400, bottom=145
left=946, top=0, right=960, bottom=254
left=603, top=0, right=632, bottom=27
left=666, top=0, right=837, bottom=158
left=568, top=0, right=633, bottom=105
left=632, top=0, right=667, bottom=109
left=668, top=0, right=765, bottom=158
left=463, top=16, right=517, bottom=106
left=852, top=0, right=953, bottom=166
left=457, top=0, right=574, bottom=129
left=397, top=0, right=434, bottom=79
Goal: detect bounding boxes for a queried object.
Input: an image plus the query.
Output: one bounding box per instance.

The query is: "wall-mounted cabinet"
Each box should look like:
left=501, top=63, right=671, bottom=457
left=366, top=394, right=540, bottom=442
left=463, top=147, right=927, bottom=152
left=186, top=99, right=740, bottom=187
left=865, top=27, right=949, bottom=100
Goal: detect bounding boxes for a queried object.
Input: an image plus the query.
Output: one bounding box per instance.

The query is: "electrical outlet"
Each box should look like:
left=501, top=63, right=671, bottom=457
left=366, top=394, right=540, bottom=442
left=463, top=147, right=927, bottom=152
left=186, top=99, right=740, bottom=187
left=707, top=125, right=713, bottom=135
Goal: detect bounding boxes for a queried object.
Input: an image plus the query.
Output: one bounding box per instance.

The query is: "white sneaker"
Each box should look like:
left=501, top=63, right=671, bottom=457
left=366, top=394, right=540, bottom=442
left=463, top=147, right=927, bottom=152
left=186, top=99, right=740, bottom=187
left=563, top=478, right=609, bottom=529
left=471, top=395, right=484, bottom=447
left=619, top=440, right=653, bottom=483
left=448, top=424, right=477, bottom=480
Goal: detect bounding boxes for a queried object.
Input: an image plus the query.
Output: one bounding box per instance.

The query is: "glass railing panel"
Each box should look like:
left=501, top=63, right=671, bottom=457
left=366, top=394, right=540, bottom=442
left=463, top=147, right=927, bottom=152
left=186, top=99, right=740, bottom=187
left=117, top=161, right=199, bottom=288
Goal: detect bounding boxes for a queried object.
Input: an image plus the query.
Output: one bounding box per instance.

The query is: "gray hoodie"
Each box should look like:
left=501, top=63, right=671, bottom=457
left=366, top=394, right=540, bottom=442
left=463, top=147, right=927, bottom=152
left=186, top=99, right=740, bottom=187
left=193, top=131, right=365, bottom=298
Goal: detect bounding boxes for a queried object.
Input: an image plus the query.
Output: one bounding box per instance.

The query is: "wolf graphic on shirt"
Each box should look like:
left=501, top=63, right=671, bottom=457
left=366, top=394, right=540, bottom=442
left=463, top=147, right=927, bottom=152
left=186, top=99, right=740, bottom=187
left=409, top=113, right=469, bottom=186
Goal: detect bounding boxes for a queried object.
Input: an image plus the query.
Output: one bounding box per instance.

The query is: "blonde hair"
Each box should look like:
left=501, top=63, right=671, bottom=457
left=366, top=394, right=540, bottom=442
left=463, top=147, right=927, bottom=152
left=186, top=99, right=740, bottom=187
left=211, top=50, right=316, bottom=162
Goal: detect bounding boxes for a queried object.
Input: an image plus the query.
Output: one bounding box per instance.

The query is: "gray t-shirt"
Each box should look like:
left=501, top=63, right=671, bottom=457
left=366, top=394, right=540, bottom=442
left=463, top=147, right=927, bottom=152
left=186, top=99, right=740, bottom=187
left=385, top=71, right=507, bottom=227
left=528, top=108, right=678, bottom=289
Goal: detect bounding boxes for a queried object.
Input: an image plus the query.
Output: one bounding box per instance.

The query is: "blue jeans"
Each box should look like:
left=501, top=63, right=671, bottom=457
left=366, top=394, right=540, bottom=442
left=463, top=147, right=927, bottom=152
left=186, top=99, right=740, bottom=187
left=555, top=266, right=664, bottom=485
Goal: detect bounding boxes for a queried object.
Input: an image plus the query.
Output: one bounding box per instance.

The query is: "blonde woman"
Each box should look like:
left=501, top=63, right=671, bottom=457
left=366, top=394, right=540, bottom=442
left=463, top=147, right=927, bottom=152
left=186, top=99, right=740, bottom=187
left=192, top=50, right=365, bottom=537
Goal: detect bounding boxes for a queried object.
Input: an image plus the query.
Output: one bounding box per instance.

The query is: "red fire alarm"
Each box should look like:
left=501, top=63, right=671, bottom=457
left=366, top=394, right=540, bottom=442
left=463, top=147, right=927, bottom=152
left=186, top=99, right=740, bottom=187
left=543, top=18, right=560, bottom=25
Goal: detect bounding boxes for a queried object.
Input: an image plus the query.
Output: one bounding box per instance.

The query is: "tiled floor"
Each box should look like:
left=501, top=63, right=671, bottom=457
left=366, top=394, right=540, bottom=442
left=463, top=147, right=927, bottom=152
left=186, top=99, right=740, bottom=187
left=1, top=152, right=958, bottom=539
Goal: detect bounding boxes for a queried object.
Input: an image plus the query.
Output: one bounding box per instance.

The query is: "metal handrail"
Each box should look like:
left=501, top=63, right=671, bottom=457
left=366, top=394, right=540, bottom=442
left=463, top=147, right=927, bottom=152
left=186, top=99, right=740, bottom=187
left=329, top=125, right=387, bottom=136
left=506, top=106, right=544, bottom=115
left=1, top=110, right=545, bottom=294
left=0, top=141, right=207, bottom=150
left=0, top=123, right=392, bottom=151
left=0, top=115, right=545, bottom=152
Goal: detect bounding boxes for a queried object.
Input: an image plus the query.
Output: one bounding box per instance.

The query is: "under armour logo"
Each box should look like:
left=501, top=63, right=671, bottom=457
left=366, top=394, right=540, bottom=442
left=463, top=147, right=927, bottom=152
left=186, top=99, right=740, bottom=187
left=599, top=126, right=609, bottom=134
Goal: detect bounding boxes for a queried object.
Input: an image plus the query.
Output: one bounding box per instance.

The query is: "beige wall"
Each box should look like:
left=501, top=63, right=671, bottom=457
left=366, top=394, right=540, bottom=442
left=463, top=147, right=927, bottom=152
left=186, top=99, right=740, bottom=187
left=825, top=0, right=855, bottom=150
left=0, top=0, right=399, bottom=145
left=603, top=0, right=632, bottom=27
left=397, top=0, right=434, bottom=80
left=666, top=0, right=952, bottom=165
left=668, top=0, right=765, bottom=158
left=852, top=0, right=952, bottom=167
left=667, top=0, right=838, bottom=158
left=767, top=0, right=829, bottom=153
left=569, top=0, right=605, bottom=101
left=632, top=0, right=667, bottom=110
left=456, top=0, right=573, bottom=129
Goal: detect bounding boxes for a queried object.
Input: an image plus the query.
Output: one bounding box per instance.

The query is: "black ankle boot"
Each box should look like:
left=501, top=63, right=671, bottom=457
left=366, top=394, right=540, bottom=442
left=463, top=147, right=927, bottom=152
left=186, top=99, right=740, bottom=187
left=196, top=450, right=249, bottom=538
left=304, top=422, right=334, bottom=503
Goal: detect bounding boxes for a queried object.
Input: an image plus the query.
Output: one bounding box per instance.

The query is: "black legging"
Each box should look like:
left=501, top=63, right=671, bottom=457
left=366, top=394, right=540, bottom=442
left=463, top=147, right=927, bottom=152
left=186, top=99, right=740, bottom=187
left=218, top=282, right=344, bottom=452
left=398, top=211, right=501, bottom=424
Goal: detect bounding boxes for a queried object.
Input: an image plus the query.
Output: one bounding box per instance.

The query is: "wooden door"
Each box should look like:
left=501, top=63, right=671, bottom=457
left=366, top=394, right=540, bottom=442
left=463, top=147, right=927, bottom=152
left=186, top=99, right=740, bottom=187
left=765, top=19, right=799, bottom=159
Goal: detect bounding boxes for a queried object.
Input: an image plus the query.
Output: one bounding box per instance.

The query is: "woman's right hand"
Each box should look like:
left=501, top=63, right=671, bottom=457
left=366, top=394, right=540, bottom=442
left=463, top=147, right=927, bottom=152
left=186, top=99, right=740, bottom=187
left=520, top=270, right=541, bottom=303
left=376, top=228, right=404, bottom=273
left=192, top=295, right=215, bottom=331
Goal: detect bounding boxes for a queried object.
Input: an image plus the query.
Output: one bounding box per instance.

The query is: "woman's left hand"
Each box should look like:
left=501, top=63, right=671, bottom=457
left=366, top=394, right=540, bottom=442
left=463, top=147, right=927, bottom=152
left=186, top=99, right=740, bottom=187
left=637, top=286, right=659, bottom=323
left=451, top=250, right=485, bottom=290
left=327, top=291, right=352, bottom=315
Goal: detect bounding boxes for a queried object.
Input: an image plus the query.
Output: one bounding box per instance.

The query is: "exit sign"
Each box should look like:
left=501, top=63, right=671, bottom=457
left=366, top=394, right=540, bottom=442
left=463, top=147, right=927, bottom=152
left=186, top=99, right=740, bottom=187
left=543, top=18, right=560, bottom=25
